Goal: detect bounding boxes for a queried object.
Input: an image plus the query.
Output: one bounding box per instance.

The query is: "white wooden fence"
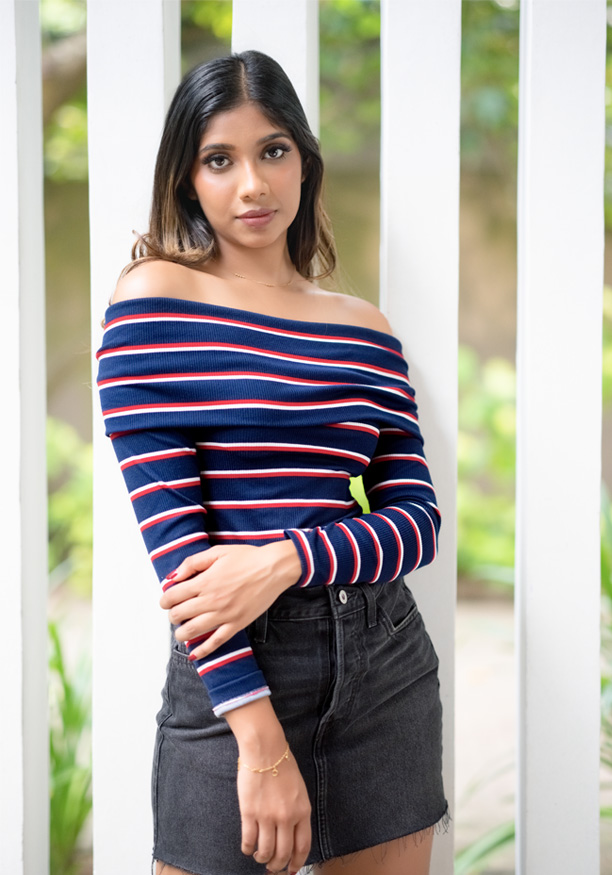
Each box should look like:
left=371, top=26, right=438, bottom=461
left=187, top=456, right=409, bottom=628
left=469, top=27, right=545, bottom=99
left=1, top=0, right=605, bottom=872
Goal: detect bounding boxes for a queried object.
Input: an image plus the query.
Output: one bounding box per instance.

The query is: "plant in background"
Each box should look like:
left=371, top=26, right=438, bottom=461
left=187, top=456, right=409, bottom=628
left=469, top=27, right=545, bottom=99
left=48, top=416, right=93, bottom=596
left=49, top=621, right=92, bottom=875
left=457, top=345, right=516, bottom=591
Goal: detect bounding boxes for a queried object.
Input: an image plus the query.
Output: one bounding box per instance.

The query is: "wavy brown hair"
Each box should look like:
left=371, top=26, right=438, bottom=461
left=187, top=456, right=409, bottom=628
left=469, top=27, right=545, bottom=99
left=128, top=50, right=336, bottom=280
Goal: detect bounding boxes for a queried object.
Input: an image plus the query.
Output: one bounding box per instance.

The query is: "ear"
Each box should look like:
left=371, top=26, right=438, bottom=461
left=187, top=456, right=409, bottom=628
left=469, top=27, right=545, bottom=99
left=301, top=156, right=310, bottom=184
left=182, top=178, right=199, bottom=201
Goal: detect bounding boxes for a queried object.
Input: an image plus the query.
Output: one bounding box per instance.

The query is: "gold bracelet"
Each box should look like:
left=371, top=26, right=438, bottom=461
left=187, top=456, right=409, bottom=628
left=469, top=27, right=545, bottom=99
left=237, top=741, right=290, bottom=777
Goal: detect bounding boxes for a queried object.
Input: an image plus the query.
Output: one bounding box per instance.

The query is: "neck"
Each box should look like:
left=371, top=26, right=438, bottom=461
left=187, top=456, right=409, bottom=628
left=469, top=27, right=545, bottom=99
left=213, top=241, right=295, bottom=287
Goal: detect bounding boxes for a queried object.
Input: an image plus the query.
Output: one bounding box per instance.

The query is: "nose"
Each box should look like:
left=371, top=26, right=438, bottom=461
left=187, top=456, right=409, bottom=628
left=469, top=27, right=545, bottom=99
left=238, top=160, right=268, bottom=200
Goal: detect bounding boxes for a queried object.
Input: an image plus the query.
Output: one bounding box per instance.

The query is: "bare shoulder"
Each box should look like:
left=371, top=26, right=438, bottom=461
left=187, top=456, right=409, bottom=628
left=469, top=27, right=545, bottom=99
left=310, top=289, right=394, bottom=336
left=110, top=260, right=197, bottom=304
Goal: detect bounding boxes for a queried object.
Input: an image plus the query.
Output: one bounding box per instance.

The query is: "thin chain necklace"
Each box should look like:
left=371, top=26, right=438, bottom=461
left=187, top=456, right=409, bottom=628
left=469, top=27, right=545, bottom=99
left=233, top=270, right=295, bottom=288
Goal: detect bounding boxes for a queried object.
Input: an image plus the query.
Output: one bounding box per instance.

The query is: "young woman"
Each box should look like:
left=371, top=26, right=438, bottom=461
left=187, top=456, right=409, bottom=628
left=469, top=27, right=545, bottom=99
left=96, top=50, right=447, bottom=875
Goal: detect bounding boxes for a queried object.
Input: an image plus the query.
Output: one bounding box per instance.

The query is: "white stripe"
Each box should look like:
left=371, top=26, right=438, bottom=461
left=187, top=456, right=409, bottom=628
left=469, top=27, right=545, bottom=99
left=372, top=453, right=426, bottom=462
left=99, top=344, right=409, bottom=384
left=149, top=532, right=208, bottom=560
left=366, top=478, right=434, bottom=493
left=104, top=398, right=417, bottom=425
left=201, top=467, right=350, bottom=477
left=209, top=528, right=288, bottom=537
left=337, top=523, right=362, bottom=583
left=293, top=530, right=315, bottom=587
left=129, top=477, right=200, bottom=499
left=380, top=515, right=404, bottom=573
left=196, top=440, right=370, bottom=465
left=100, top=372, right=409, bottom=399
left=212, top=687, right=271, bottom=717
left=197, top=646, right=252, bottom=673
left=104, top=313, right=397, bottom=355
left=319, top=528, right=338, bottom=584
left=388, top=506, right=422, bottom=568
left=357, top=519, right=384, bottom=582
left=120, top=447, right=196, bottom=466
left=203, top=498, right=355, bottom=508
left=139, top=505, right=205, bottom=528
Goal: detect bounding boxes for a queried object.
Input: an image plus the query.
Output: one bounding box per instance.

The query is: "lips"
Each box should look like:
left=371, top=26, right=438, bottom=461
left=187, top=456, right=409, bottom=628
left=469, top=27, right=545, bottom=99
left=237, top=209, right=276, bottom=228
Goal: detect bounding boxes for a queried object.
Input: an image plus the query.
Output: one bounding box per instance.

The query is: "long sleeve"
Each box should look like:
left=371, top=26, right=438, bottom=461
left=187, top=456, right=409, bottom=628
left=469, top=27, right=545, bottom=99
left=108, top=426, right=271, bottom=717
left=284, top=422, right=440, bottom=587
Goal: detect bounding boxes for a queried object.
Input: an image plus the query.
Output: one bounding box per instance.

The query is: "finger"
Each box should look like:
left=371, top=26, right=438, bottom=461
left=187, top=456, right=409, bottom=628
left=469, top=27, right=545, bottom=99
left=187, top=624, right=237, bottom=659
left=253, top=822, right=275, bottom=866
left=173, top=614, right=216, bottom=643
left=167, top=595, right=210, bottom=625
left=241, top=815, right=258, bottom=857
left=289, top=818, right=312, bottom=873
left=266, top=821, right=293, bottom=873
left=163, top=547, right=220, bottom=588
left=159, top=578, right=199, bottom=608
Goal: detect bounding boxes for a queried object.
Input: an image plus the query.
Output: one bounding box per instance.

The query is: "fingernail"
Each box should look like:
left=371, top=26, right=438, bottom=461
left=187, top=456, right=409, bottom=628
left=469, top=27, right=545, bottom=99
left=166, top=569, right=178, bottom=580
left=188, top=653, right=198, bottom=662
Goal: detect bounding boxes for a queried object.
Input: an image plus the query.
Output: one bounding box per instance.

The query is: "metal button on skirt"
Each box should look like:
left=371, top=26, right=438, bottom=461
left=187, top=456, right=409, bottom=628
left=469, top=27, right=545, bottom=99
left=152, top=579, right=448, bottom=875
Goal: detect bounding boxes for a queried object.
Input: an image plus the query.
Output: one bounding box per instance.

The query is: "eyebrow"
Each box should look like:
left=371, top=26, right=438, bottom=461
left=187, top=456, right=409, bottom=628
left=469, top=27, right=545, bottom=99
left=199, top=131, right=291, bottom=156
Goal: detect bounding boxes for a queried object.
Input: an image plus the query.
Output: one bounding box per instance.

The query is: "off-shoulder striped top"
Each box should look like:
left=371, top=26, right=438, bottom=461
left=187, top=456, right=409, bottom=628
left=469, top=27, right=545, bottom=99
left=96, top=296, right=440, bottom=716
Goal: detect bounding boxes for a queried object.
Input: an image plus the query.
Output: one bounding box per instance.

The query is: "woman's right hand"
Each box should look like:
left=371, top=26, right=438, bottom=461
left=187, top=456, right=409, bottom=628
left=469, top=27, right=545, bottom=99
left=237, top=746, right=311, bottom=873
left=225, top=698, right=311, bottom=873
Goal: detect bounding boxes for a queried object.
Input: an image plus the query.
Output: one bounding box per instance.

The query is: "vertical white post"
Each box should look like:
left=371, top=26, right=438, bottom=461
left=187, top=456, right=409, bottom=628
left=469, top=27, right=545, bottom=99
left=88, top=2, right=180, bottom=870
left=380, top=2, right=461, bottom=870
left=515, top=2, right=605, bottom=872
left=0, top=1, right=48, bottom=872
left=232, top=0, right=319, bottom=134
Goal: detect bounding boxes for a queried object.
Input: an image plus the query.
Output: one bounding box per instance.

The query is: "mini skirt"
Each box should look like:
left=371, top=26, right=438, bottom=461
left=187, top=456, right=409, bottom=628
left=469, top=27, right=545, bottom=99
left=152, top=579, right=448, bottom=874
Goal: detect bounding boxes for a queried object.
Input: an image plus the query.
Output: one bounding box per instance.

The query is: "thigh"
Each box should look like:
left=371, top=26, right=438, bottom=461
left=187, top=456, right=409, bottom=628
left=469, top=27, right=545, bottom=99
left=312, top=832, right=433, bottom=875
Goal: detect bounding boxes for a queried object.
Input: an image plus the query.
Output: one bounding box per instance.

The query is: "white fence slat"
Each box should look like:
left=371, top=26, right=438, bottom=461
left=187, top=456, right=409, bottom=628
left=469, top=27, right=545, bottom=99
left=515, top=1, right=606, bottom=872
left=232, top=0, right=319, bottom=134
left=88, top=2, right=180, bottom=870
left=0, top=1, right=48, bottom=872
left=380, top=1, right=461, bottom=870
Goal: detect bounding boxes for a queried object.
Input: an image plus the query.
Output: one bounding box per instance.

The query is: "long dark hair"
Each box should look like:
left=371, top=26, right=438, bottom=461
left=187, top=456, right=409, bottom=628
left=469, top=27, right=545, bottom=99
left=129, top=50, right=336, bottom=280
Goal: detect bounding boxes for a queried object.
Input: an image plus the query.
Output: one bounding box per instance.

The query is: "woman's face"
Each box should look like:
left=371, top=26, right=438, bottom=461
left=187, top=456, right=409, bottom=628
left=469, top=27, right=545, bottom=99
left=189, top=103, right=303, bottom=256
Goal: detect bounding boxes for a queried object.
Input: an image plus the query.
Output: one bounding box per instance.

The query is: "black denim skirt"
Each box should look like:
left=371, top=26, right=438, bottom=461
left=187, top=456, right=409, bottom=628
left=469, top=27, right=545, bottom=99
left=152, top=580, right=448, bottom=874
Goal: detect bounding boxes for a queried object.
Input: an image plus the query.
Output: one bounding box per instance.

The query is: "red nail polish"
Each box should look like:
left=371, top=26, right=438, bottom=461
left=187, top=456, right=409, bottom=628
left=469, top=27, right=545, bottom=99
left=188, top=653, right=198, bottom=662
left=166, top=569, right=178, bottom=580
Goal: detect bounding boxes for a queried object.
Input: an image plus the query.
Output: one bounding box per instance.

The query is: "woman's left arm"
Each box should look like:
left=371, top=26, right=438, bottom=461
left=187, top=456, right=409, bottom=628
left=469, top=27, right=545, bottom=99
left=284, top=424, right=441, bottom=588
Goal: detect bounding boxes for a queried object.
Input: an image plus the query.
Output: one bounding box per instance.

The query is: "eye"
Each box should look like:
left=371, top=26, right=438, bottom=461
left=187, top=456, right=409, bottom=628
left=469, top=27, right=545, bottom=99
left=264, top=144, right=291, bottom=160
left=203, top=153, right=231, bottom=170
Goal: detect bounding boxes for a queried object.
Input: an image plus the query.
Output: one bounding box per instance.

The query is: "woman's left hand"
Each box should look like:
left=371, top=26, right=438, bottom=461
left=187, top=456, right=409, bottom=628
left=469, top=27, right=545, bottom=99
left=159, top=541, right=302, bottom=659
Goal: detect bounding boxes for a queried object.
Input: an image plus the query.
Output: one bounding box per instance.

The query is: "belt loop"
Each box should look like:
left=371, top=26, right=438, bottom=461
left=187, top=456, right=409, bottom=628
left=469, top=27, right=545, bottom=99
left=363, top=584, right=378, bottom=628
left=252, top=609, right=269, bottom=644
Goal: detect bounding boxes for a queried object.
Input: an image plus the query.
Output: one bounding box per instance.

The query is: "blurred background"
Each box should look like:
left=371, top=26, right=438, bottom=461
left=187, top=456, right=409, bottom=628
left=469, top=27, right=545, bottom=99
left=42, top=1, right=612, bottom=873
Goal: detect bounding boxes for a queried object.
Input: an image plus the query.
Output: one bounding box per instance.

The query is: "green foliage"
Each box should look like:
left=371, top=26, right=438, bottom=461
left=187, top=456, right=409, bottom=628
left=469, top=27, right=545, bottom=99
left=47, top=417, right=93, bottom=596
left=460, top=1, right=520, bottom=177
left=457, top=346, right=516, bottom=588
left=319, top=0, right=381, bottom=159
left=182, top=0, right=232, bottom=41
left=44, top=95, right=88, bottom=182
left=49, top=621, right=92, bottom=875
left=40, top=0, right=86, bottom=42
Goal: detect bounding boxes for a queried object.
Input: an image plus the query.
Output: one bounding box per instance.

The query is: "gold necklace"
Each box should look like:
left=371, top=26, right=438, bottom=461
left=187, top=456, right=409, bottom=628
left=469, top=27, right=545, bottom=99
left=233, top=270, right=295, bottom=288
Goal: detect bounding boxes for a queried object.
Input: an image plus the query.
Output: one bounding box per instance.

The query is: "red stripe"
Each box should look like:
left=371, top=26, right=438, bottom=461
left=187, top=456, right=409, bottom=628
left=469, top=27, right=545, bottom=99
left=197, top=649, right=251, bottom=675
left=354, top=517, right=382, bottom=581
left=317, top=526, right=336, bottom=586
left=100, top=370, right=349, bottom=388
left=151, top=533, right=208, bottom=560
left=337, top=523, right=359, bottom=584
left=390, top=507, right=422, bottom=571
left=140, top=507, right=204, bottom=531
left=130, top=480, right=200, bottom=500
left=292, top=530, right=313, bottom=586
left=101, top=311, right=403, bottom=357
left=204, top=470, right=349, bottom=479
left=120, top=448, right=195, bottom=470
left=104, top=397, right=416, bottom=420
left=97, top=341, right=407, bottom=379
left=372, top=513, right=403, bottom=579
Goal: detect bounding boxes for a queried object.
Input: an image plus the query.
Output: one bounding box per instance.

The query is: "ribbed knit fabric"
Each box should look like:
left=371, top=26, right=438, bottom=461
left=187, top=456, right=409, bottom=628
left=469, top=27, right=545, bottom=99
left=96, top=296, right=440, bottom=715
